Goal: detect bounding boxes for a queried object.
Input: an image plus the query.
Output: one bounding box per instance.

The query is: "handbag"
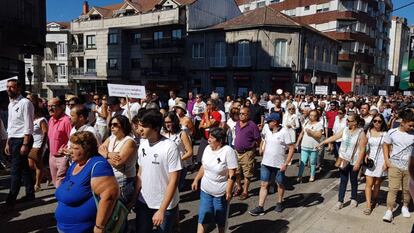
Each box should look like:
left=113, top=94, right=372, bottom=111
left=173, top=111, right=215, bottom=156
left=335, top=130, right=362, bottom=170
left=364, top=134, right=383, bottom=169
left=91, top=161, right=129, bottom=233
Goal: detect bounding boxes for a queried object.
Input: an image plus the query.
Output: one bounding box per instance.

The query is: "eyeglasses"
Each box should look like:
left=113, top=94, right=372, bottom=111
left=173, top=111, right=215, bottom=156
left=239, top=113, right=248, bottom=116
left=347, top=119, right=355, bottom=122
left=288, top=108, right=294, bottom=110
left=206, top=103, right=212, bottom=106
left=338, top=112, right=344, bottom=115
left=110, top=122, right=120, bottom=128
left=373, top=119, right=382, bottom=123
left=48, top=105, right=58, bottom=109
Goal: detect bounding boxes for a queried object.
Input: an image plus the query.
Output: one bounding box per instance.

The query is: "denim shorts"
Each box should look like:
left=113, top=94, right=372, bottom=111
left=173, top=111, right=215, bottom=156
left=198, top=190, right=228, bottom=227
left=260, top=165, right=285, bottom=186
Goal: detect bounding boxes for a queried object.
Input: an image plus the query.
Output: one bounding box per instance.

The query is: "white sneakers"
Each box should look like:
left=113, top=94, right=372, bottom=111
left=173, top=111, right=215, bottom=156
left=402, top=206, right=411, bottom=218
left=350, top=200, right=358, bottom=208
left=334, top=202, right=343, bottom=210
left=382, top=210, right=393, bottom=222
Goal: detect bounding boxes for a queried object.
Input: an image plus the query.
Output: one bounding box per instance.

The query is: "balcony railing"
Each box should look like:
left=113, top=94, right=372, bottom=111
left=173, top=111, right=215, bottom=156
left=71, top=68, right=84, bottom=75
left=305, top=58, right=338, bottom=73
left=210, top=57, right=227, bottom=68
left=271, top=56, right=292, bottom=68
left=232, top=56, right=251, bottom=67
left=45, top=54, right=57, bottom=61
left=141, top=39, right=185, bottom=49
left=71, top=45, right=84, bottom=53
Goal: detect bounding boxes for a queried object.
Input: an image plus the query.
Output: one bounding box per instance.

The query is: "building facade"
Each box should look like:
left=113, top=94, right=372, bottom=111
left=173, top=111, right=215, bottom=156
left=0, top=0, right=46, bottom=93
left=389, top=16, right=409, bottom=89
left=69, top=0, right=240, bottom=95
left=187, top=6, right=339, bottom=96
left=235, top=0, right=393, bottom=94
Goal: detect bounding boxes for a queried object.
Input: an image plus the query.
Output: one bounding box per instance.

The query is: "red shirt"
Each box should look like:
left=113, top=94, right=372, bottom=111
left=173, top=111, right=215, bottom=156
left=48, top=114, right=72, bottom=156
left=202, top=111, right=221, bottom=139
left=325, top=110, right=338, bottom=129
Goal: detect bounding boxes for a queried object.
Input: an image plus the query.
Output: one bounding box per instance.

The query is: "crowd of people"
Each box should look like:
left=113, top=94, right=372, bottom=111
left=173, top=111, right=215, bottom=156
left=1, top=78, right=414, bottom=232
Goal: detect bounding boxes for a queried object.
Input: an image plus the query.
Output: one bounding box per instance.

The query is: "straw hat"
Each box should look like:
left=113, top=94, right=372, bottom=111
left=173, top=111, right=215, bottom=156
left=174, top=101, right=187, bottom=114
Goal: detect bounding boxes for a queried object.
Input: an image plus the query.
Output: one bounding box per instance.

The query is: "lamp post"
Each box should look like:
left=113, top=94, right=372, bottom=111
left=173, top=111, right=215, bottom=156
left=26, top=68, right=33, bottom=93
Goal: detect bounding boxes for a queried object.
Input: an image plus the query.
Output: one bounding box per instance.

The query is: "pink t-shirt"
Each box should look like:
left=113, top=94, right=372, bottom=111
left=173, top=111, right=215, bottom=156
left=48, top=114, right=72, bottom=156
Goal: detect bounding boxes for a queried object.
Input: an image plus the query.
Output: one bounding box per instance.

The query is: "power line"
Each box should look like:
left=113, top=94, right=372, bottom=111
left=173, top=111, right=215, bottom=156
left=319, top=1, right=414, bottom=33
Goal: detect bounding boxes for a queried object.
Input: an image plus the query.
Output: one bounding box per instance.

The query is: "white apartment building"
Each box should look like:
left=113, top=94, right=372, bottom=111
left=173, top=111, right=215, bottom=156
left=42, top=22, right=73, bottom=98
left=24, top=54, right=43, bottom=95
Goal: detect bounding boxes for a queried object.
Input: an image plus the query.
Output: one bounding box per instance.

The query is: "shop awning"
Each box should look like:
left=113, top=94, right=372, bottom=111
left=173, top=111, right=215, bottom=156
left=337, top=81, right=352, bottom=93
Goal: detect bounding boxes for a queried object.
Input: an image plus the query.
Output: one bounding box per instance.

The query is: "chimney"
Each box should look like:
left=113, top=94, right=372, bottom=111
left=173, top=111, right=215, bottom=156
left=82, top=1, right=89, bottom=15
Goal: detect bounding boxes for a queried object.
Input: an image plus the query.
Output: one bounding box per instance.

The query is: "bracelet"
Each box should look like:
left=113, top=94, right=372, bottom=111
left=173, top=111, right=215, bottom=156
left=95, top=224, right=105, bottom=230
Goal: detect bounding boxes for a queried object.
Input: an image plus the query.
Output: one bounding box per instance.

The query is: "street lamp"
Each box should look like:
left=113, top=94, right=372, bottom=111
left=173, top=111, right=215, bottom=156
left=26, top=68, right=33, bottom=93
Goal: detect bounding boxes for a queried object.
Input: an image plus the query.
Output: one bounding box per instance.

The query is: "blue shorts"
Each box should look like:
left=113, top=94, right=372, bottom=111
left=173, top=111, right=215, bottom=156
left=260, top=165, right=286, bottom=186
left=198, top=190, right=228, bottom=227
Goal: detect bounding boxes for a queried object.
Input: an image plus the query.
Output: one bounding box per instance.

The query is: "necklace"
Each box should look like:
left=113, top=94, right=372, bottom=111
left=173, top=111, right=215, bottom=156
left=112, top=138, right=122, bottom=151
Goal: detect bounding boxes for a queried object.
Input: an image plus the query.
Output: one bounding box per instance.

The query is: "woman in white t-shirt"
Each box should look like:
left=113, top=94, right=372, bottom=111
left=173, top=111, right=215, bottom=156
left=162, top=112, right=193, bottom=191
left=317, top=113, right=367, bottom=210
left=99, top=115, right=137, bottom=206
left=363, top=114, right=388, bottom=215
left=192, top=128, right=238, bottom=233
left=296, top=110, right=323, bottom=182
left=226, top=107, right=240, bottom=148
left=332, top=107, right=347, bottom=158
left=382, top=109, right=414, bottom=222
left=27, top=93, right=48, bottom=192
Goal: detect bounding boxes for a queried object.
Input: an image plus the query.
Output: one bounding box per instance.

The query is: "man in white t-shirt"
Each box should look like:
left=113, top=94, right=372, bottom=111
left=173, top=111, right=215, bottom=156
left=135, top=109, right=182, bottom=232
left=168, top=90, right=178, bottom=111
left=382, top=110, right=414, bottom=222
left=249, top=113, right=295, bottom=216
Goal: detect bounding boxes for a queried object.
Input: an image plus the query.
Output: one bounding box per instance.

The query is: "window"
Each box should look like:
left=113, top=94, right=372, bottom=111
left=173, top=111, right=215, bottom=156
left=86, top=35, right=96, bottom=49
left=323, top=48, right=327, bottom=63
left=313, top=46, right=318, bottom=60
left=274, top=39, right=288, bottom=66
left=304, top=6, right=310, bottom=11
left=108, top=58, right=118, bottom=70
left=244, top=6, right=250, bottom=11
left=330, top=50, right=335, bottom=64
left=86, top=59, right=96, bottom=72
left=270, top=0, right=280, bottom=3
left=131, top=59, right=140, bottom=69
left=237, top=40, right=250, bottom=57
left=59, top=65, right=66, bottom=78
left=256, top=1, right=265, bottom=8
left=304, top=43, right=309, bottom=58
left=154, top=31, right=163, bottom=47
left=132, top=33, right=141, bottom=44
left=172, top=29, right=182, bottom=40
left=192, top=43, right=204, bottom=58
left=214, top=42, right=226, bottom=58
left=109, top=33, right=118, bottom=44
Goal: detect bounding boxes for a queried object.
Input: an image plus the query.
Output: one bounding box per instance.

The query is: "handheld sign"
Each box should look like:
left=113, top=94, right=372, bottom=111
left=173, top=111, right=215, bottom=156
left=315, top=85, right=328, bottom=95
left=107, top=83, right=146, bottom=99
left=403, top=91, right=412, bottom=96
left=378, top=90, right=387, bottom=96
left=0, top=77, right=18, bottom=92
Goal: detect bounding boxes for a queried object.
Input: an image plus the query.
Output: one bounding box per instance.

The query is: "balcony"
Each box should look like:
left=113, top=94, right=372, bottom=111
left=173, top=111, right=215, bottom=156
left=271, top=56, right=292, bottom=68
left=45, top=54, right=57, bottom=61
left=305, top=58, right=338, bottom=73
left=210, top=57, right=227, bottom=68
left=43, top=75, right=70, bottom=86
left=232, top=56, right=251, bottom=68
left=141, top=39, right=185, bottom=54
left=71, top=45, right=84, bottom=56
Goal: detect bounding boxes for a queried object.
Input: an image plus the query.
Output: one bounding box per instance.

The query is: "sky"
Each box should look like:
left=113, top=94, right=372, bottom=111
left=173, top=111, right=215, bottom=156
left=47, top=0, right=414, bottom=24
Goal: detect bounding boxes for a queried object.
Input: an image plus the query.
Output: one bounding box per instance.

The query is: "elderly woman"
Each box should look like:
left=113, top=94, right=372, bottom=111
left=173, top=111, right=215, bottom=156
left=192, top=128, right=238, bottom=233
left=99, top=115, right=137, bottom=206
left=317, top=113, right=367, bottom=210
left=55, top=131, right=119, bottom=233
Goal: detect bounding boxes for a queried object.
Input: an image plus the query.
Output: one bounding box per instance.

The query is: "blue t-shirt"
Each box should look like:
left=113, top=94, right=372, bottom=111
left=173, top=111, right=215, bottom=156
left=55, top=156, right=114, bottom=233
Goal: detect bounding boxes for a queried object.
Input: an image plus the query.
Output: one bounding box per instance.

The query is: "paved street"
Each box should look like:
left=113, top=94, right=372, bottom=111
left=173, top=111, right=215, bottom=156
left=0, top=150, right=412, bottom=233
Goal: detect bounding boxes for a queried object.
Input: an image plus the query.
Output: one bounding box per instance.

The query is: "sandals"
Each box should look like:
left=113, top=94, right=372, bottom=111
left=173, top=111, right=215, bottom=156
left=239, top=193, right=249, bottom=200
left=363, top=208, right=372, bottom=215
left=233, top=189, right=243, bottom=197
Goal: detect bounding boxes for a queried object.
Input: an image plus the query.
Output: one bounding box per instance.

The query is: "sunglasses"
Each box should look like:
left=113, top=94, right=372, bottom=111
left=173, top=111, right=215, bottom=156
left=48, top=105, right=58, bottom=109
left=239, top=113, right=248, bottom=116
left=347, top=119, right=355, bottom=122
left=94, top=98, right=100, bottom=101
left=373, top=119, right=382, bottom=123
left=338, top=112, right=344, bottom=114
left=110, top=122, right=120, bottom=128
left=164, top=121, right=173, bottom=124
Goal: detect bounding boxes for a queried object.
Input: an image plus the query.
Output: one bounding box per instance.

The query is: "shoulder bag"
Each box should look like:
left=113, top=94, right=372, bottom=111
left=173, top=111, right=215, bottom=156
left=91, top=161, right=129, bottom=233
left=335, top=130, right=362, bottom=169
left=363, top=133, right=383, bottom=169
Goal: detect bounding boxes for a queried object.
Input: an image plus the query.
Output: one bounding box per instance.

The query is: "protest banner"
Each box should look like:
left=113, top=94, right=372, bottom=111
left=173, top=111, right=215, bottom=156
left=0, top=76, right=18, bottom=92
left=107, top=83, right=146, bottom=99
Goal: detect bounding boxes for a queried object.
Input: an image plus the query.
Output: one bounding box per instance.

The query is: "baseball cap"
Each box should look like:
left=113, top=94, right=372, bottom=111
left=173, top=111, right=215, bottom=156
left=265, top=112, right=281, bottom=122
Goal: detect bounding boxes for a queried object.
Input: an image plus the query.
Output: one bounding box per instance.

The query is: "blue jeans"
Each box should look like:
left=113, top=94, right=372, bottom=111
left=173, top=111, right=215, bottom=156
left=135, top=201, right=178, bottom=233
left=260, top=165, right=285, bottom=186
left=198, top=190, right=228, bottom=227
left=7, top=138, right=34, bottom=205
left=298, top=149, right=318, bottom=178
left=338, top=164, right=359, bottom=203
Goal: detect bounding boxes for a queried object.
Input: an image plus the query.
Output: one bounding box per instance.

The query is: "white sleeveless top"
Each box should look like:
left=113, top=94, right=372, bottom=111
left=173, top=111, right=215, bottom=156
left=339, top=128, right=363, bottom=165
left=108, top=135, right=137, bottom=185
left=33, top=117, right=47, bottom=149
left=163, top=131, right=191, bottom=167
left=95, top=105, right=107, bottom=126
